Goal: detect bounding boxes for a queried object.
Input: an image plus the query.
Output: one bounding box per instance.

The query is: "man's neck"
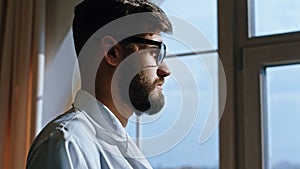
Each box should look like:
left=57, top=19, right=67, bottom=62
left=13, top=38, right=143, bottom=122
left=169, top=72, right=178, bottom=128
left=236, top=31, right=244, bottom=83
left=96, top=95, right=133, bottom=127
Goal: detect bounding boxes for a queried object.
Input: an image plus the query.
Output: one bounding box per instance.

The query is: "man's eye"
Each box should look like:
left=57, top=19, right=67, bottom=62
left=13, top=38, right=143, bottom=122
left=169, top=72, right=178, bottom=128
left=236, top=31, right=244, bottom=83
left=149, top=48, right=159, bottom=58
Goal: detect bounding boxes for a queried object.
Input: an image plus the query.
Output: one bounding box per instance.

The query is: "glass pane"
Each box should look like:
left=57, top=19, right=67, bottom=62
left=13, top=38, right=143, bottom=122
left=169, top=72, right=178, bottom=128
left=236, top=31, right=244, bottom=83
left=249, top=0, right=300, bottom=37
left=264, top=64, right=300, bottom=169
left=159, top=0, right=218, bottom=53
left=127, top=53, right=219, bottom=169
left=126, top=1, right=219, bottom=168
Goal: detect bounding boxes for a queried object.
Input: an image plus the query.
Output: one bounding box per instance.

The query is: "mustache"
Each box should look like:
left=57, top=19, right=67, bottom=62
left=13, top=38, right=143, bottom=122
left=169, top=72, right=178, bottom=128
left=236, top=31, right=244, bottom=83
left=152, top=77, right=164, bottom=87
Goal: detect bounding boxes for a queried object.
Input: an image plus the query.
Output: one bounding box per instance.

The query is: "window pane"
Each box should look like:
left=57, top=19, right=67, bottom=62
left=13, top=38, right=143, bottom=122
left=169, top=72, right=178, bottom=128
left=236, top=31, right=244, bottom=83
left=249, top=0, right=300, bottom=37
left=264, top=64, right=300, bottom=169
left=159, top=0, right=218, bottom=53
left=127, top=53, right=219, bottom=169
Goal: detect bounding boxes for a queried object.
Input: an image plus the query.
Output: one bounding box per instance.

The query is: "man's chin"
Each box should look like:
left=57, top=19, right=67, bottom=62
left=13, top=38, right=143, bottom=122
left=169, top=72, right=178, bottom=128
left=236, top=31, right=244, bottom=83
left=135, top=91, right=165, bottom=116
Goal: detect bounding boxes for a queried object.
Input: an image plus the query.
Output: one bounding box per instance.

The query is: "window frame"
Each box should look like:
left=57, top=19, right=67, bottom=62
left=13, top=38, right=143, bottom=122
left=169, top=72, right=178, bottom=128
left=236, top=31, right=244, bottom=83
left=218, top=0, right=300, bottom=168
left=243, top=41, right=300, bottom=169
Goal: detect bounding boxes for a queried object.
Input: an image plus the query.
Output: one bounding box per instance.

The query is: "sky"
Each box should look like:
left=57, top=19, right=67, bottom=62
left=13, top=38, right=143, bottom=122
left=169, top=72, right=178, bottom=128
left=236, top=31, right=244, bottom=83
left=125, top=0, right=300, bottom=168
left=266, top=65, right=300, bottom=167
left=253, top=0, right=300, bottom=36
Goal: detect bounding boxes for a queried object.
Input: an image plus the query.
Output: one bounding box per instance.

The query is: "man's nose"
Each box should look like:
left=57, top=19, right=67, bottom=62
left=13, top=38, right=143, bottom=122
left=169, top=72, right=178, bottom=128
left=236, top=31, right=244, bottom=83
left=157, top=62, right=171, bottom=77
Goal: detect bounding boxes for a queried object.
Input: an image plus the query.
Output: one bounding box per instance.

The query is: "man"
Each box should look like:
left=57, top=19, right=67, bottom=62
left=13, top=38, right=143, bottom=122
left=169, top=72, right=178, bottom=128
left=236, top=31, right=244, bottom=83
left=26, top=0, right=172, bottom=168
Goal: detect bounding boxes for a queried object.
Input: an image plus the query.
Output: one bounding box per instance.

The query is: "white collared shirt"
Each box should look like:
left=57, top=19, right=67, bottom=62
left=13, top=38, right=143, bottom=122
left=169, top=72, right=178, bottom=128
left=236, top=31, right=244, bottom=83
left=26, top=90, right=152, bottom=169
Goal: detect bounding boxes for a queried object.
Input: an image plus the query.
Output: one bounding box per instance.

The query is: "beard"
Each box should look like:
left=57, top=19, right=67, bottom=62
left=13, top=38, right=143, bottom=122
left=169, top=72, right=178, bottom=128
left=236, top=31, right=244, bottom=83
left=128, top=70, right=165, bottom=116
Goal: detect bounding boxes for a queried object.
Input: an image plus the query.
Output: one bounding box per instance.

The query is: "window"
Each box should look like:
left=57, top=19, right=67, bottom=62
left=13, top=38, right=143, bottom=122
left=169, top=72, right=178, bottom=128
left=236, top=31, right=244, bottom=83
left=248, top=0, right=300, bottom=37
left=160, top=0, right=218, bottom=53
left=218, top=0, right=300, bottom=166
left=241, top=40, right=300, bottom=169
left=263, top=64, right=300, bottom=169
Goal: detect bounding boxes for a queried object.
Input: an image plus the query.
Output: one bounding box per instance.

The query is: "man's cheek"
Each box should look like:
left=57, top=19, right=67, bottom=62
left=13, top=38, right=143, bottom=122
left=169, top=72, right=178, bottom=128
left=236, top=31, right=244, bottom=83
left=142, top=69, right=157, bottom=84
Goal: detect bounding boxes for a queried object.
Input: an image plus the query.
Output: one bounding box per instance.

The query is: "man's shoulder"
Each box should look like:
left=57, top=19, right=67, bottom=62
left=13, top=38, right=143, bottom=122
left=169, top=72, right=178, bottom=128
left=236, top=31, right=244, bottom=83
left=26, top=108, right=104, bottom=169
left=31, top=107, right=93, bottom=147
left=50, top=107, right=83, bottom=133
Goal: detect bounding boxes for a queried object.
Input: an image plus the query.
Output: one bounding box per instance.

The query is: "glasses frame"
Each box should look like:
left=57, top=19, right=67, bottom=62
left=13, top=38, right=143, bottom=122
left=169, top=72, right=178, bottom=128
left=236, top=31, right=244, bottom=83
left=122, top=36, right=166, bottom=66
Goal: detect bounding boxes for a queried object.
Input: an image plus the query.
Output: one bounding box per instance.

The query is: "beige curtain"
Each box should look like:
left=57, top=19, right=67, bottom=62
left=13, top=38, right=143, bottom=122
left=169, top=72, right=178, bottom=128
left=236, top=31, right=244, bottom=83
left=0, top=0, right=45, bottom=168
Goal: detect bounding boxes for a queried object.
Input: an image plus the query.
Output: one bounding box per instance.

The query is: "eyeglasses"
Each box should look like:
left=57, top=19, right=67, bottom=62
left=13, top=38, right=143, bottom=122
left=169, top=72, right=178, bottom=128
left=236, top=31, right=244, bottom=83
left=123, top=36, right=166, bottom=66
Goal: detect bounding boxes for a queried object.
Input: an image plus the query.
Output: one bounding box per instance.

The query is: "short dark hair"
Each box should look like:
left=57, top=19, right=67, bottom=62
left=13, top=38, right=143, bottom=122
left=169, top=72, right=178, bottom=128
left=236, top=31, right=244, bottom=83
left=72, top=0, right=173, bottom=55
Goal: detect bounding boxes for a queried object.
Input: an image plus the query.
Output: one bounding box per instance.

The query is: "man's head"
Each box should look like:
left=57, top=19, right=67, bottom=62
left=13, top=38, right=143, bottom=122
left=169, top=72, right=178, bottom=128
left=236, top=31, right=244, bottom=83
left=72, top=0, right=173, bottom=117
left=73, top=0, right=172, bottom=55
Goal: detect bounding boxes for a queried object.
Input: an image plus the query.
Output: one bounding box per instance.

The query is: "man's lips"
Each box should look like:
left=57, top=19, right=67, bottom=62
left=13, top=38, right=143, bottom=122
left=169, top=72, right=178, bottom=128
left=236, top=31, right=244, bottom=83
left=155, top=80, right=164, bottom=90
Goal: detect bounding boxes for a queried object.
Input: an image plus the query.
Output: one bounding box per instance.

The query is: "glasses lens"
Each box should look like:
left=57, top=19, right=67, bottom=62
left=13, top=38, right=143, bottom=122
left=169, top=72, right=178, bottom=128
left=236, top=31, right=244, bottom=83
left=157, top=43, right=166, bottom=65
left=123, top=36, right=166, bottom=66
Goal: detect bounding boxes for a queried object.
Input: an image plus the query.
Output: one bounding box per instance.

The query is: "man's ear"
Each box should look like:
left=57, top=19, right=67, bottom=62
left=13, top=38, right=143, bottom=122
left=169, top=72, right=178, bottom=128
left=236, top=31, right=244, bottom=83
left=102, top=36, right=124, bottom=66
